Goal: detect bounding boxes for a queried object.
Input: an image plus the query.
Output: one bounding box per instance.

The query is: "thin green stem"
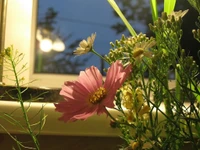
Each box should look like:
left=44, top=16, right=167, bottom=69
left=185, top=120, right=198, bottom=149
left=9, top=55, right=40, bottom=150
left=0, top=124, right=35, bottom=149
left=104, top=107, right=136, bottom=128
left=163, top=76, right=173, bottom=118
left=140, top=75, right=156, bottom=139
left=91, top=49, right=110, bottom=64
left=175, top=64, right=181, bottom=104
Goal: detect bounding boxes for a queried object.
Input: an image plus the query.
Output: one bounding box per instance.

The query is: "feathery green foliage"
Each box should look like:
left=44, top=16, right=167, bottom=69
left=0, top=46, right=47, bottom=150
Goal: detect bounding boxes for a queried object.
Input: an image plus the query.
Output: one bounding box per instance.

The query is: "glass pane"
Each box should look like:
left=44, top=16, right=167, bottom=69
left=35, top=0, right=123, bottom=74
left=34, top=0, right=200, bottom=75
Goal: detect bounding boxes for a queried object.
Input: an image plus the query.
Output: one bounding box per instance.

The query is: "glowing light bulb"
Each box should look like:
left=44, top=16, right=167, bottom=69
left=52, top=38, right=65, bottom=52
left=39, top=38, right=52, bottom=52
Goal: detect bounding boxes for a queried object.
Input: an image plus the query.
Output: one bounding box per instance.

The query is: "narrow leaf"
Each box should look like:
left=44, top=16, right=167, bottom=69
left=150, top=0, right=158, bottom=22
left=107, top=0, right=137, bottom=36
left=164, top=0, right=176, bottom=15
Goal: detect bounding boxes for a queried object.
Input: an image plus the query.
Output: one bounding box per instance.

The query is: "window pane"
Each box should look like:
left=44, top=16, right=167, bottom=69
left=34, top=0, right=200, bottom=75
left=35, top=0, right=123, bottom=74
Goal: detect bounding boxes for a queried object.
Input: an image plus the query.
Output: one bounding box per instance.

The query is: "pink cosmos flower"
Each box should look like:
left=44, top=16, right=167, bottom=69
left=54, top=60, right=132, bottom=122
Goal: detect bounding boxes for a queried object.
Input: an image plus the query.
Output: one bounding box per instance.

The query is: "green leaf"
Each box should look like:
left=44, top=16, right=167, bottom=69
left=195, top=86, right=200, bottom=102
left=150, top=0, right=158, bottom=22
left=189, top=82, right=200, bottom=102
left=107, top=0, right=137, bottom=36
left=196, top=123, right=200, bottom=137
left=164, top=0, right=176, bottom=15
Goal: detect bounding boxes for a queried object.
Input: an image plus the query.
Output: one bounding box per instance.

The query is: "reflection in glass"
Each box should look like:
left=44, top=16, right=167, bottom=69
left=34, top=0, right=123, bottom=74
left=34, top=0, right=200, bottom=75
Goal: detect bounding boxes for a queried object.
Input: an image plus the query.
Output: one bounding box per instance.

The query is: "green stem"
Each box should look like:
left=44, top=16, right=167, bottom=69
left=10, top=56, right=40, bottom=149
left=140, top=75, right=156, bottom=139
left=175, top=64, right=181, bottom=103
left=104, top=107, right=136, bottom=128
left=185, top=120, right=198, bottom=149
left=0, top=124, right=35, bottom=149
left=163, top=76, right=173, bottom=118
left=91, top=49, right=110, bottom=64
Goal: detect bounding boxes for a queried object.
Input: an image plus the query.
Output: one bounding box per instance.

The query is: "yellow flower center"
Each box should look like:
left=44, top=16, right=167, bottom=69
left=89, top=87, right=107, bottom=104
left=133, top=48, right=144, bottom=58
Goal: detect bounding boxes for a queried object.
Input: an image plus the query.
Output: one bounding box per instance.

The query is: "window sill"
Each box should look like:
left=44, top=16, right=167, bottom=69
left=0, top=81, right=178, bottom=137
left=0, top=100, right=120, bottom=137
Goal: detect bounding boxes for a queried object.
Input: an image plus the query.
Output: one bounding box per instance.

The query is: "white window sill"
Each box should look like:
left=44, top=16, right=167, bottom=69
left=0, top=81, right=176, bottom=137
left=0, top=100, right=121, bottom=137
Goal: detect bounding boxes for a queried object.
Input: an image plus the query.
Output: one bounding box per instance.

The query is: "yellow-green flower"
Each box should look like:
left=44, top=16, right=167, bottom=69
left=125, top=111, right=135, bottom=124
left=138, top=105, right=150, bottom=117
left=130, top=141, right=139, bottom=150
left=73, top=33, right=96, bottom=55
left=121, top=84, right=134, bottom=109
left=121, top=85, right=146, bottom=112
left=169, top=10, right=189, bottom=21
left=134, top=87, right=145, bottom=111
left=132, top=40, right=156, bottom=62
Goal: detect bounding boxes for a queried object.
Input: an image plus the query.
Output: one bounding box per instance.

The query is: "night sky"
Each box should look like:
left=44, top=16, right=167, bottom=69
left=36, top=0, right=200, bottom=74
left=37, top=0, right=122, bottom=71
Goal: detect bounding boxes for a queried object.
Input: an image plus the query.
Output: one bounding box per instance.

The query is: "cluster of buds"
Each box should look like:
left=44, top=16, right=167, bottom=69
left=149, top=10, right=188, bottom=36
left=148, top=10, right=189, bottom=68
left=120, top=84, right=150, bottom=124
left=105, top=33, right=156, bottom=67
left=192, top=28, right=200, bottom=42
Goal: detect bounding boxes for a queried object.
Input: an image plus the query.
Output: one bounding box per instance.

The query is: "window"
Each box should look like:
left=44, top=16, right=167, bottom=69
left=34, top=0, right=200, bottom=87
left=35, top=0, right=121, bottom=75
left=4, top=0, right=200, bottom=88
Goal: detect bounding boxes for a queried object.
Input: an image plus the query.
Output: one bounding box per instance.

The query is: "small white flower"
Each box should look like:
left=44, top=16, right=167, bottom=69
left=73, top=33, right=96, bottom=55
left=169, top=9, right=189, bottom=21
left=132, top=40, right=156, bottom=62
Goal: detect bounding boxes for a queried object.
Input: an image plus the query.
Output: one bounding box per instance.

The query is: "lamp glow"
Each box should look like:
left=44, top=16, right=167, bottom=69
left=39, top=38, right=52, bottom=52
left=52, top=38, right=65, bottom=52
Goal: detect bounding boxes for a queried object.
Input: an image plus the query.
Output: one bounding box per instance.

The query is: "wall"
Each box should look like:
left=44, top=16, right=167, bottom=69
left=4, top=0, right=33, bottom=86
left=0, top=134, right=124, bottom=150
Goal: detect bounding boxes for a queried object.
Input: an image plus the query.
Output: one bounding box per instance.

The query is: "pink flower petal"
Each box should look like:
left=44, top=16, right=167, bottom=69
left=77, top=66, right=102, bottom=93
left=60, top=81, right=89, bottom=101
left=103, top=61, right=132, bottom=107
left=55, top=61, right=131, bottom=122
left=54, top=101, right=97, bottom=122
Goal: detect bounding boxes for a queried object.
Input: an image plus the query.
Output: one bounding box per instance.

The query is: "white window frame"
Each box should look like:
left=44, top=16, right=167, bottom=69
left=4, top=0, right=78, bottom=89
